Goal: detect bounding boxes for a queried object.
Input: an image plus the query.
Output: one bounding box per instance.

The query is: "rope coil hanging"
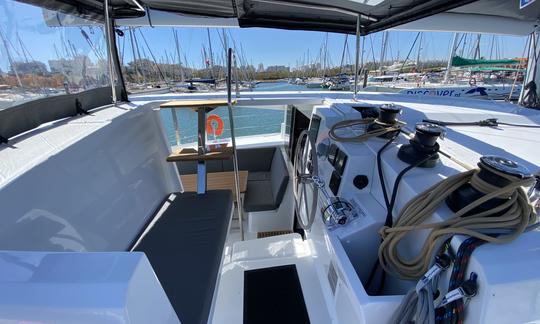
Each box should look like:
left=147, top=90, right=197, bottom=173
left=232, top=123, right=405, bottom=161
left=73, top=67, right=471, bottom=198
left=329, top=104, right=405, bottom=143
left=379, top=160, right=537, bottom=280
left=329, top=117, right=404, bottom=143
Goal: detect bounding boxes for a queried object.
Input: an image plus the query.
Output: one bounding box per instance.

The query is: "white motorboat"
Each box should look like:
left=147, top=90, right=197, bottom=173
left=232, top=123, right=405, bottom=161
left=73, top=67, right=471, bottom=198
left=1, top=1, right=540, bottom=324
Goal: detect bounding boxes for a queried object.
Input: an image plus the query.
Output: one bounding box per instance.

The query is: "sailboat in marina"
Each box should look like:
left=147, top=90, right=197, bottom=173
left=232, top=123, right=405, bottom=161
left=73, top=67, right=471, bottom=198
left=370, top=32, right=527, bottom=100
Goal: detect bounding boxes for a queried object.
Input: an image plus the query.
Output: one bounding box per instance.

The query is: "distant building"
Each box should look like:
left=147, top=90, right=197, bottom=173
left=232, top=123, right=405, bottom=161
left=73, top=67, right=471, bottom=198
left=266, top=65, right=290, bottom=73
left=257, top=63, right=264, bottom=73
left=11, top=61, right=48, bottom=76
left=49, top=55, right=108, bottom=87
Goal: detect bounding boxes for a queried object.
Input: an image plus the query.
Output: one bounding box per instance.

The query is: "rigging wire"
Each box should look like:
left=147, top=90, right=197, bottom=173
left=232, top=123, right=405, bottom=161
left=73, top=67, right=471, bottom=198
left=509, top=36, right=530, bottom=101
left=398, top=32, right=421, bottom=74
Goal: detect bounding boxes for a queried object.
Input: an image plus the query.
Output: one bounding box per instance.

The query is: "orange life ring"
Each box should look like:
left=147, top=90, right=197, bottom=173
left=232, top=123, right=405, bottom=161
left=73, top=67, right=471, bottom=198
left=206, top=114, right=224, bottom=137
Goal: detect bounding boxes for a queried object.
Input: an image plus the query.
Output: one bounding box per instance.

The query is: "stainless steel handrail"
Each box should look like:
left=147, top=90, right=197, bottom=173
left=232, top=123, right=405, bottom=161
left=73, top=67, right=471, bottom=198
left=234, top=53, right=240, bottom=98
left=354, top=14, right=361, bottom=100
left=227, top=48, right=245, bottom=240
left=104, top=0, right=117, bottom=103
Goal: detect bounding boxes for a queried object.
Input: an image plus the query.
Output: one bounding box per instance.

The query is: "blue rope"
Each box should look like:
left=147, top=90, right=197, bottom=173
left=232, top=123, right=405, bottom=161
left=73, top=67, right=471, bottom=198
left=436, top=237, right=486, bottom=324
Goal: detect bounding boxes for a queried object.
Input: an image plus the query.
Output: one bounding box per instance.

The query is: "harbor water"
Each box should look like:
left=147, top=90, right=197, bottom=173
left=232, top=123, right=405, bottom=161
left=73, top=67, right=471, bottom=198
left=160, top=81, right=316, bottom=146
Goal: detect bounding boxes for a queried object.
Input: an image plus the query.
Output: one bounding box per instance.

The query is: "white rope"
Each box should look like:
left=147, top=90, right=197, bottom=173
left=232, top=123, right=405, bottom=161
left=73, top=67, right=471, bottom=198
left=379, top=164, right=537, bottom=280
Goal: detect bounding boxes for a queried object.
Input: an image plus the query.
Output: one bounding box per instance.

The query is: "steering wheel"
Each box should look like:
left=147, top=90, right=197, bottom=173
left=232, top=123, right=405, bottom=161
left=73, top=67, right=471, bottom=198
left=293, top=130, right=319, bottom=230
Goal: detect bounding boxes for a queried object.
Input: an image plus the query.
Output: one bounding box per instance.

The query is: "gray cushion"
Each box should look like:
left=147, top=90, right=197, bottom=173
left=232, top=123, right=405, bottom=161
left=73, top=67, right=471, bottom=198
left=243, top=180, right=276, bottom=212
left=248, top=171, right=271, bottom=181
left=270, top=150, right=289, bottom=207
left=135, top=190, right=232, bottom=324
left=177, top=147, right=278, bottom=176
left=223, top=147, right=276, bottom=172
left=177, top=160, right=223, bottom=175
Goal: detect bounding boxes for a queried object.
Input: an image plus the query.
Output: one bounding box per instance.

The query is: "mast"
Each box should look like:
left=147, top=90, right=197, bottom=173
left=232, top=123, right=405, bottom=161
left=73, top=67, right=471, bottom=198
left=222, top=28, right=228, bottom=81
left=0, top=27, right=22, bottom=88
left=322, top=33, right=328, bottom=77
left=339, top=35, right=348, bottom=74
left=17, top=33, right=29, bottom=63
left=131, top=28, right=146, bottom=84
left=379, top=31, right=388, bottom=76
left=172, top=29, right=185, bottom=82
left=128, top=28, right=141, bottom=84
left=444, top=32, right=459, bottom=83
left=206, top=28, right=215, bottom=80
left=489, top=35, right=496, bottom=59
left=415, top=32, right=423, bottom=68
left=474, top=34, right=481, bottom=59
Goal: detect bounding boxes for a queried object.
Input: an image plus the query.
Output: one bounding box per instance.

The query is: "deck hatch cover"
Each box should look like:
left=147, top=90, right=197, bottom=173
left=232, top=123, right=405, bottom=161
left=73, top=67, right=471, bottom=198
left=244, top=264, right=310, bottom=324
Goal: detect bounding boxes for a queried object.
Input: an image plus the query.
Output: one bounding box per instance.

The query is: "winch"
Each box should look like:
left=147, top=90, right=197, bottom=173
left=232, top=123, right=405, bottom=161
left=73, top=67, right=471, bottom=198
left=446, top=156, right=533, bottom=215
left=366, top=103, right=402, bottom=139
left=397, top=122, right=443, bottom=168
left=329, top=103, right=404, bottom=143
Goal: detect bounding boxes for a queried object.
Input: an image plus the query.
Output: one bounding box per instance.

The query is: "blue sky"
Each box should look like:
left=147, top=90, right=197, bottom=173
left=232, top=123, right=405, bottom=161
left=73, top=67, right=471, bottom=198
left=0, top=0, right=529, bottom=72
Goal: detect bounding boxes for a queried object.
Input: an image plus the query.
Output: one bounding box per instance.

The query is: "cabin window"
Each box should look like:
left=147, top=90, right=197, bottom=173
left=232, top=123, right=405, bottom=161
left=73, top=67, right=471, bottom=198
left=0, top=1, right=110, bottom=110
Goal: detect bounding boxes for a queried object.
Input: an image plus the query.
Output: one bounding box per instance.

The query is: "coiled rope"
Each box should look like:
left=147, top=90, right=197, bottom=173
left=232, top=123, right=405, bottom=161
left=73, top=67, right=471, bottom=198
left=379, top=163, right=537, bottom=280
left=328, top=118, right=404, bottom=142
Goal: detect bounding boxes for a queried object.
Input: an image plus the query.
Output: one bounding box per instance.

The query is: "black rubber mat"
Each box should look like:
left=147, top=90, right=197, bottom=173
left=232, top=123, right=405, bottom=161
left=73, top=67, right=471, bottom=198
left=244, top=264, right=310, bottom=324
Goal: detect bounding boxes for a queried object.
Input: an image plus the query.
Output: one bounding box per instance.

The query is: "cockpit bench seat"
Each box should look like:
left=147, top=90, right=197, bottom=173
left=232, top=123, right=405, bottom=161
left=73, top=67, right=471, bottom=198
left=133, top=190, right=233, bottom=324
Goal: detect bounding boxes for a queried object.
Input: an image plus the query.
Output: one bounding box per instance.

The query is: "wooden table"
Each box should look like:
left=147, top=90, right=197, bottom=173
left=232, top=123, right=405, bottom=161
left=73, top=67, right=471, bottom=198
left=181, top=171, right=248, bottom=199
left=160, top=99, right=236, bottom=194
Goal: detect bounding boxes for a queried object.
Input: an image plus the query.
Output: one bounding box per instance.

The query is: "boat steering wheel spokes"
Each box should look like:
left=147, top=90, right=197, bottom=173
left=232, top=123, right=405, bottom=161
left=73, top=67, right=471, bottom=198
left=293, top=130, right=319, bottom=230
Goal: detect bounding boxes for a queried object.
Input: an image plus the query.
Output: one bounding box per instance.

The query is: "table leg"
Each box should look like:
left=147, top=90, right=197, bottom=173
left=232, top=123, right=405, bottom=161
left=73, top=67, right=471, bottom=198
left=196, top=107, right=207, bottom=194
left=171, top=108, right=180, bottom=148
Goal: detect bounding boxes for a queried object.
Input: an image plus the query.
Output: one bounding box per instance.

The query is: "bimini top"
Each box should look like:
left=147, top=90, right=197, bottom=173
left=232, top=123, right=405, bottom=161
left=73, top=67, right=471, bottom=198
left=19, top=0, right=540, bottom=36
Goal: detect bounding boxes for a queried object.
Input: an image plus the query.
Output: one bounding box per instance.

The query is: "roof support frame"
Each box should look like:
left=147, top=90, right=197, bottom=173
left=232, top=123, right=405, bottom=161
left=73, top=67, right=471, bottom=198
left=249, top=0, right=378, bottom=22
left=365, top=0, right=478, bottom=35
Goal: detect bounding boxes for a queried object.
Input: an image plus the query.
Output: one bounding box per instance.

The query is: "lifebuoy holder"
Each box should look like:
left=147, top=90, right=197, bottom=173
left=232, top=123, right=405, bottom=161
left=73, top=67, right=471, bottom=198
left=206, top=114, right=224, bottom=137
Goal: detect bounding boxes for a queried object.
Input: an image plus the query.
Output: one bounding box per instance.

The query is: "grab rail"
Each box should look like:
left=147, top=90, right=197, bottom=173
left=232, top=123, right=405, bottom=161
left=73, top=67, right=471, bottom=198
left=227, top=48, right=245, bottom=240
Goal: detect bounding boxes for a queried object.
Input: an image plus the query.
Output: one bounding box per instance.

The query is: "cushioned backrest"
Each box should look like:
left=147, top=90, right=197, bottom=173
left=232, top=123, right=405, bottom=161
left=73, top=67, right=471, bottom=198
left=176, top=147, right=277, bottom=175
left=270, top=149, right=289, bottom=206
left=223, top=147, right=276, bottom=172
left=176, top=160, right=223, bottom=175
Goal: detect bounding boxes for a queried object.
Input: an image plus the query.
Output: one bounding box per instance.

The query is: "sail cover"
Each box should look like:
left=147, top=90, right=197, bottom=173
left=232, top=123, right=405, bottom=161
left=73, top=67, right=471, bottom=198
left=452, top=56, right=522, bottom=67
